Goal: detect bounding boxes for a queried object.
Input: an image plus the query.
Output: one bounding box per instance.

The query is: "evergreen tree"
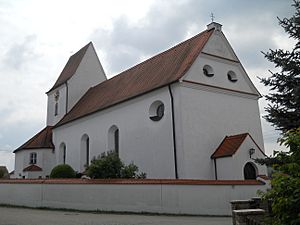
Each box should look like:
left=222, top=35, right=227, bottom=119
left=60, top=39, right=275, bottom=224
left=257, top=2, right=300, bottom=224
left=260, top=0, right=300, bottom=132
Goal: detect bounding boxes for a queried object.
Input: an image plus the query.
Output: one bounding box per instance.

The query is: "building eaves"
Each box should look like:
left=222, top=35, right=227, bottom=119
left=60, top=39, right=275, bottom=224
left=55, top=28, right=214, bottom=127
left=47, top=42, right=91, bottom=93
left=14, top=126, right=54, bottom=153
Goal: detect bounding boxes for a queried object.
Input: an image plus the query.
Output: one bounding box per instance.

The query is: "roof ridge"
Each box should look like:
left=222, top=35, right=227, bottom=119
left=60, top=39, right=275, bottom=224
left=47, top=42, right=92, bottom=93
left=55, top=28, right=214, bottom=127
left=111, top=29, right=212, bottom=79
left=227, top=133, right=249, bottom=138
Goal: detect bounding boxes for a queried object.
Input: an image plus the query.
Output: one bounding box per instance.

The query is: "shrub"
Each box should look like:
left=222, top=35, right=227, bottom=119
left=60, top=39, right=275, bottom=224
left=50, top=164, right=76, bottom=178
left=0, top=166, right=9, bottom=179
left=86, top=151, right=146, bottom=179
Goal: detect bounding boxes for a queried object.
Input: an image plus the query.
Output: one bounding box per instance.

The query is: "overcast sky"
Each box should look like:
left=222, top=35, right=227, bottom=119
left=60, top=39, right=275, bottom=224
left=0, top=0, right=294, bottom=171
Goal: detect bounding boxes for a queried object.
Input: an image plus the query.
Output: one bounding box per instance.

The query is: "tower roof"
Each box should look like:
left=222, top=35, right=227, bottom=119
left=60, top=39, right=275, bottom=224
left=47, top=42, right=92, bottom=93
left=55, top=28, right=214, bottom=127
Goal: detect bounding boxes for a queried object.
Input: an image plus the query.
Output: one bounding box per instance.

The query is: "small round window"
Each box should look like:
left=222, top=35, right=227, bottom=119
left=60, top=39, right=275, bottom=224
left=149, top=101, right=164, bottom=121
left=203, top=65, right=214, bottom=77
left=227, top=71, right=238, bottom=82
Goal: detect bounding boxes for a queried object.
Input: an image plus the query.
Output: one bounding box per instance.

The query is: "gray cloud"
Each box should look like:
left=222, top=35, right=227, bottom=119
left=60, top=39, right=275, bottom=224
left=3, top=34, right=38, bottom=70
left=91, top=0, right=210, bottom=74
left=91, top=0, right=292, bottom=76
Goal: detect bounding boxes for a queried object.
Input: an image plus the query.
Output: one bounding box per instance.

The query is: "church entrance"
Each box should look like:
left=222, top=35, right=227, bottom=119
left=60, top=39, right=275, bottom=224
left=243, top=162, right=257, bottom=180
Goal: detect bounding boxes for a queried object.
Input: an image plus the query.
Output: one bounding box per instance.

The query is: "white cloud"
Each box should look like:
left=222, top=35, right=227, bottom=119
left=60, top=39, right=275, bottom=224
left=0, top=151, right=14, bottom=172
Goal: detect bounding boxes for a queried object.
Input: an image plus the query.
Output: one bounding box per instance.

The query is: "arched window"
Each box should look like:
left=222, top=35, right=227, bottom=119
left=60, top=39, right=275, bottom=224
left=54, top=90, right=59, bottom=116
left=80, top=134, right=90, bottom=171
left=108, top=125, right=119, bottom=154
left=54, top=102, right=58, bottom=116
left=59, top=143, right=66, bottom=164
left=244, top=162, right=257, bottom=180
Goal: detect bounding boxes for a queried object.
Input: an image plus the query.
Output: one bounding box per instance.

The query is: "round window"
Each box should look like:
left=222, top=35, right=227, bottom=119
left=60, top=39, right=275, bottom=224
left=149, top=101, right=164, bottom=121
left=227, top=70, right=238, bottom=82
left=203, top=65, right=214, bottom=77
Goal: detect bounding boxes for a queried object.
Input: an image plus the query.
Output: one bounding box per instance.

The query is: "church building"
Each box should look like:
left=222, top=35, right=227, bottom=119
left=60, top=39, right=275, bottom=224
left=13, top=22, right=267, bottom=180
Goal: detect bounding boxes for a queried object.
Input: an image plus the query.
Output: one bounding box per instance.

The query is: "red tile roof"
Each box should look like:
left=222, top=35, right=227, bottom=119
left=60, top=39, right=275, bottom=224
left=47, top=42, right=91, bottom=93
left=211, top=133, right=267, bottom=159
left=23, top=164, right=42, bottom=172
left=211, top=133, right=249, bottom=159
left=55, top=29, right=214, bottom=127
left=14, top=126, right=54, bottom=153
left=0, top=178, right=264, bottom=185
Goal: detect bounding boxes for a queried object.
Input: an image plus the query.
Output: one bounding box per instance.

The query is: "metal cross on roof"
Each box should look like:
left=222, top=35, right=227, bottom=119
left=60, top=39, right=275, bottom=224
left=210, top=13, right=215, bottom=22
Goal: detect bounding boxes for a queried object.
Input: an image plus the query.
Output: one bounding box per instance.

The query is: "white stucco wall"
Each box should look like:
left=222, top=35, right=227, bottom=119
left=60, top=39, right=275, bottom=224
left=67, top=44, right=106, bottom=111
left=183, top=53, right=259, bottom=95
left=13, top=149, right=55, bottom=178
left=53, top=87, right=176, bottom=178
left=202, top=29, right=238, bottom=61
left=0, top=181, right=268, bottom=215
left=174, top=83, right=264, bottom=179
left=216, top=136, right=267, bottom=180
left=46, top=85, right=67, bottom=126
left=46, top=44, right=106, bottom=126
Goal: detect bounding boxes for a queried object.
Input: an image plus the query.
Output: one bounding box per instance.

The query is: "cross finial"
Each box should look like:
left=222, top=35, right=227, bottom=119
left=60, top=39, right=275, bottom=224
left=210, top=13, right=215, bottom=22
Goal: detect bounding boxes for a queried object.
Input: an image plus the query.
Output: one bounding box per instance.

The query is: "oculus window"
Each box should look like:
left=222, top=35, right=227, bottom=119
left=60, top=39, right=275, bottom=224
left=203, top=65, right=214, bottom=77
left=149, top=101, right=165, bottom=121
left=227, top=70, right=238, bottom=82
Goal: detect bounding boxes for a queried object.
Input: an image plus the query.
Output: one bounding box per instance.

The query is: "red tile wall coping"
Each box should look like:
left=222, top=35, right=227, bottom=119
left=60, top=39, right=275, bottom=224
left=0, top=179, right=264, bottom=185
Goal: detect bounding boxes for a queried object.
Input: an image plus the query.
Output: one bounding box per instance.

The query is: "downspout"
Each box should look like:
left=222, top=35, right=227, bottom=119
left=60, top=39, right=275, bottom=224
left=65, top=82, right=68, bottom=114
left=168, top=84, right=178, bottom=179
left=214, top=158, right=218, bottom=180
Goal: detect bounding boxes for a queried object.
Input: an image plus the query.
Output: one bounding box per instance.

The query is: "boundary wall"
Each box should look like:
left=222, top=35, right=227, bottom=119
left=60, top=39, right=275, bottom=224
left=0, top=179, right=267, bottom=216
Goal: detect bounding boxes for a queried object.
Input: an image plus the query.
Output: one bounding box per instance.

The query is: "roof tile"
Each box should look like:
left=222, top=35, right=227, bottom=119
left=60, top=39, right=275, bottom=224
left=56, top=29, right=214, bottom=127
left=47, top=42, right=91, bottom=93
left=211, top=133, right=248, bottom=159
left=14, top=126, right=54, bottom=153
left=23, top=164, right=42, bottom=172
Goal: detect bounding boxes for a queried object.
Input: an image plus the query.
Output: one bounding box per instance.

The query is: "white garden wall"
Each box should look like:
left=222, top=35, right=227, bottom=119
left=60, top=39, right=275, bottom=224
left=0, top=179, right=267, bottom=216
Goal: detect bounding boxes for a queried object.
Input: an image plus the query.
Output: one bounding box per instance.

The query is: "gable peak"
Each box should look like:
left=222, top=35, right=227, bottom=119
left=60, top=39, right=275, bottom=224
left=207, top=22, right=222, bottom=32
left=47, top=42, right=94, bottom=93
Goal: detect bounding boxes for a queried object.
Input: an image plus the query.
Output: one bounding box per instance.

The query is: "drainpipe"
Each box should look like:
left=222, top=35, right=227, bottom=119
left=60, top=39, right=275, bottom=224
left=214, top=158, right=218, bottom=180
left=168, top=84, right=178, bottom=179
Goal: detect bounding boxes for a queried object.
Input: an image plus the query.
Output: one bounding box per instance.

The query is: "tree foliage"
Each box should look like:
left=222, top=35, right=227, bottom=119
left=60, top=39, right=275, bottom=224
left=258, top=2, right=300, bottom=224
left=86, top=151, right=146, bottom=179
left=50, top=164, right=76, bottom=178
left=260, top=0, right=300, bottom=132
left=260, top=129, right=300, bottom=225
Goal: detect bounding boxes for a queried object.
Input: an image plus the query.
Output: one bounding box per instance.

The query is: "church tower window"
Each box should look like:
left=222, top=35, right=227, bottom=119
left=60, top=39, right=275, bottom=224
left=54, top=90, right=60, bottom=116
left=54, top=102, right=58, bottom=116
